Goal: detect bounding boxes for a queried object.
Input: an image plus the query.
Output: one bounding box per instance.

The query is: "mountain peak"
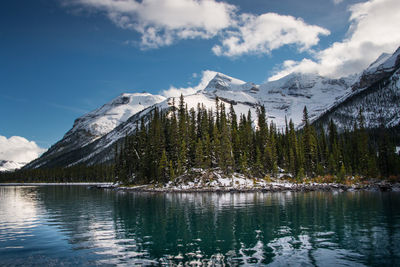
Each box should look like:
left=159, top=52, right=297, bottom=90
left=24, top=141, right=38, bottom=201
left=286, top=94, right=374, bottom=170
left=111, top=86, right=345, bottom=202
left=25, top=46, right=400, bottom=169
left=205, top=72, right=247, bottom=91
left=263, top=72, right=322, bottom=92
left=364, top=46, right=400, bottom=74
left=352, top=46, right=400, bottom=91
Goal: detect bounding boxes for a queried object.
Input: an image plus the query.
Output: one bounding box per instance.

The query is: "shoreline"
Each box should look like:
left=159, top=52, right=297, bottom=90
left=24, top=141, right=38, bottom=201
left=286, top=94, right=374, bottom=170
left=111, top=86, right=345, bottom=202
left=99, top=181, right=400, bottom=193
left=1, top=181, right=399, bottom=193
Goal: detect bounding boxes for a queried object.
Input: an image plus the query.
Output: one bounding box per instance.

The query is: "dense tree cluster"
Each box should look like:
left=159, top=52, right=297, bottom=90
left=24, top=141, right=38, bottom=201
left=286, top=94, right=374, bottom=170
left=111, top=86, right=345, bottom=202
left=114, top=95, right=400, bottom=185
left=0, top=164, right=114, bottom=183
left=1, top=95, right=398, bottom=184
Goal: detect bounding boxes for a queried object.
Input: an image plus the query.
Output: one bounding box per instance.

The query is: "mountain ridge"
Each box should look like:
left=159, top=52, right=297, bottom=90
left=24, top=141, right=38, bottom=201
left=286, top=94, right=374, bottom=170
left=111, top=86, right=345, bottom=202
left=24, top=46, right=400, bottom=169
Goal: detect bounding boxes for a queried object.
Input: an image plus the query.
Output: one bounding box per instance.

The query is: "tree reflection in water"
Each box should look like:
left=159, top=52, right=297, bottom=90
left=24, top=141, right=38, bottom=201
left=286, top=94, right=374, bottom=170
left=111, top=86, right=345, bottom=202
left=1, top=186, right=399, bottom=266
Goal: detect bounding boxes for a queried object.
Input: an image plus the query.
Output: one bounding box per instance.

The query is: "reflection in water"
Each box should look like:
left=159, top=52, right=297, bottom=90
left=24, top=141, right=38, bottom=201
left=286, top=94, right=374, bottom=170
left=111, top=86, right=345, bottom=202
left=0, top=186, right=399, bottom=266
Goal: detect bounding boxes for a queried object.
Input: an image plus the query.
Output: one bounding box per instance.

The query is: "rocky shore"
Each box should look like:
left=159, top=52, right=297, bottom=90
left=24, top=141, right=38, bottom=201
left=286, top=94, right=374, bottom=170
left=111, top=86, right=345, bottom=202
left=93, top=170, right=400, bottom=193
left=96, top=182, right=400, bottom=193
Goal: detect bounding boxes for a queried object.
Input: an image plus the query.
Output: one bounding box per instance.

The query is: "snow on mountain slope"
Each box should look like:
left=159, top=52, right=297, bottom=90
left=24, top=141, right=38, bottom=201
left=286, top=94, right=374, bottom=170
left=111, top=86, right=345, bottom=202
left=66, top=73, right=354, bottom=167
left=366, top=52, right=392, bottom=73
left=352, top=47, right=400, bottom=91
left=313, top=47, right=400, bottom=130
left=25, top=72, right=355, bottom=168
left=25, top=46, right=400, bottom=169
left=71, top=92, right=260, bottom=166
left=204, top=73, right=255, bottom=92
left=24, top=93, right=165, bottom=169
left=68, top=93, right=166, bottom=143
left=0, top=160, right=25, bottom=172
left=201, top=72, right=354, bottom=128
left=314, top=66, right=400, bottom=130
left=257, top=73, right=355, bottom=127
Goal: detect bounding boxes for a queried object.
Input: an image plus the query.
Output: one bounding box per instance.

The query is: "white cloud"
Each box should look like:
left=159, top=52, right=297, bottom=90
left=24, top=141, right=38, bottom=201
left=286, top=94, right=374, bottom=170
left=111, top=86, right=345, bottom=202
left=333, top=0, right=344, bottom=4
left=269, top=0, right=400, bottom=81
left=212, top=13, right=330, bottom=57
left=66, top=0, right=236, bottom=49
left=161, top=70, right=217, bottom=98
left=0, top=136, right=47, bottom=164
left=65, top=0, right=329, bottom=54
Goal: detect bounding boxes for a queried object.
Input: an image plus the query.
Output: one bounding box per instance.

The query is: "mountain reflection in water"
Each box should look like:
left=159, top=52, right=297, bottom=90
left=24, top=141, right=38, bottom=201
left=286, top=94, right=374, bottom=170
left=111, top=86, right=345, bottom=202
left=0, top=186, right=399, bottom=266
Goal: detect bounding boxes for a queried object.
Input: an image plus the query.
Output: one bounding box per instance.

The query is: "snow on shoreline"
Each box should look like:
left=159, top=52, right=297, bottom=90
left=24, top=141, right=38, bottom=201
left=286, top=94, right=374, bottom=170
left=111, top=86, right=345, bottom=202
left=1, top=169, right=398, bottom=192
left=110, top=169, right=400, bottom=193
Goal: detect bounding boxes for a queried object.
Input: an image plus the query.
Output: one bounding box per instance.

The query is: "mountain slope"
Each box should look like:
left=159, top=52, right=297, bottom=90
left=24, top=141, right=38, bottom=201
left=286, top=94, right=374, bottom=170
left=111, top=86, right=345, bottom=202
left=24, top=93, right=165, bottom=168
left=0, top=160, right=25, bottom=172
left=25, top=46, right=400, bottom=169
left=26, top=72, right=351, bottom=168
left=203, top=72, right=354, bottom=128
left=313, top=47, right=400, bottom=130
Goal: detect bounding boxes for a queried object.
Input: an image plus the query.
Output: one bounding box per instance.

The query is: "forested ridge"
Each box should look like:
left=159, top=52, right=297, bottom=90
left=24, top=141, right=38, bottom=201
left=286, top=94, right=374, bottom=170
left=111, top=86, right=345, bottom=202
left=1, top=95, right=399, bottom=184
left=113, top=95, right=400, bottom=185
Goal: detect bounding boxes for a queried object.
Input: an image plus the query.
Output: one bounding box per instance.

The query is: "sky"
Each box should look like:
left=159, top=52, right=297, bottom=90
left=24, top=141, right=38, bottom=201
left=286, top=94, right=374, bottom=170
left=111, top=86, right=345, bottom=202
left=1, top=0, right=400, bottom=163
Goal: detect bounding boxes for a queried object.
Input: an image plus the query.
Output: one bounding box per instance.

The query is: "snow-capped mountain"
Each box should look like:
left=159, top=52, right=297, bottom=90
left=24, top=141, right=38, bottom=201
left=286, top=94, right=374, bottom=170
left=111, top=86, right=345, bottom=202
left=70, top=92, right=166, bottom=142
left=25, top=46, right=400, bottom=169
left=314, top=47, right=400, bottom=129
left=24, top=93, right=165, bottom=169
left=0, top=160, right=26, bottom=172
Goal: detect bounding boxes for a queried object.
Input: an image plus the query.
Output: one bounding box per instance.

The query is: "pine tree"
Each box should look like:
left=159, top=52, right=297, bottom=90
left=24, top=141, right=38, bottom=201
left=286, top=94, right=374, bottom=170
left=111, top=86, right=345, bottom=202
left=195, top=139, right=204, bottom=168
left=338, top=163, right=346, bottom=182
left=302, top=106, right=316, bottom=177
left=357, top=107, right=369, bottom=176
left=169, top=160, right=175, bottom=180
left=229, top=103, right=240, bottom=169
left=106, top=93, right=400, bottom=186
left=159, top=149, right=168, bottom=182
left=218, top=103, right=234, bottom=174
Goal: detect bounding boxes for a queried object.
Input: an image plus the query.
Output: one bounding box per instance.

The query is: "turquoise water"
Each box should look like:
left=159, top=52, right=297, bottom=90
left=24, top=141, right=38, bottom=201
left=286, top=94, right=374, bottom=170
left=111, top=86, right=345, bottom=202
left=0, top=186, right=399, bottom=266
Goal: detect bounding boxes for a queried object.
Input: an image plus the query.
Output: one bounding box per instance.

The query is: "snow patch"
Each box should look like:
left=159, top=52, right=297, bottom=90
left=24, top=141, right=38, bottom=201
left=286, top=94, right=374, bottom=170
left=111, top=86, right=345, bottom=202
left=0, top=160, right=26, bottom=172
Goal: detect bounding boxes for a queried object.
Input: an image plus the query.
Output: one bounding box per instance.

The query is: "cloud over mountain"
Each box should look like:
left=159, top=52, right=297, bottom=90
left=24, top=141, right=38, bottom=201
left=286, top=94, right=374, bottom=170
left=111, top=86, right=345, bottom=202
left=0, top=136, right=47, bottom=164
left=161, top=70, right=217, bottom=98
left=212, top=13, right=330, bottom=57
left=65, top=0, right=236, bottom=48
left=64, top=0, right=329, bottom=53
left=269, top=0, right=400, bottom=80
left=64, top=0, right=400, bottom=82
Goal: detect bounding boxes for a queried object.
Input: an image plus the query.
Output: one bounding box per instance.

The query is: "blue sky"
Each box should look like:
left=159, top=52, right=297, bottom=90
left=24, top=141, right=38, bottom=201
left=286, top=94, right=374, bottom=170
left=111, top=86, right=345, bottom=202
left=1, top=0, right=400, bottom=161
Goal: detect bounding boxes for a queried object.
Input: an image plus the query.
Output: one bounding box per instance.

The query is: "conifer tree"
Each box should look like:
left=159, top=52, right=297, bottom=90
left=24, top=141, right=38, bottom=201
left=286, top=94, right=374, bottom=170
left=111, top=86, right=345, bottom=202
left=159, top=149, right=168, bottom=182
left=357, top=107, right=369, bottom=176
left=302, top=106, right=315, bottom=176
left=105, top=95, right=400, bottom=186
left=218, top=103, right=234, bottom=174
left=169, top=160, right=175, bottom=180
left=229, top=104, right=240, bottom=169
left=338, top=163, right=346, bottom=182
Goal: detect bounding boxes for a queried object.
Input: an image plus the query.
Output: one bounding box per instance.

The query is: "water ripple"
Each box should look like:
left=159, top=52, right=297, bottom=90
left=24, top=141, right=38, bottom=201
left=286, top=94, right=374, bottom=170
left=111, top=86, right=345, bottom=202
left=0, top=186, right=399, bottom=266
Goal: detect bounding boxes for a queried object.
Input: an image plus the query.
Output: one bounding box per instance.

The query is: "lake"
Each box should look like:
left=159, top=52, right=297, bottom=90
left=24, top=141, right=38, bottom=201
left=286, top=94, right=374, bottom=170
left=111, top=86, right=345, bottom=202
left=0, top=186, right=399, bottom=266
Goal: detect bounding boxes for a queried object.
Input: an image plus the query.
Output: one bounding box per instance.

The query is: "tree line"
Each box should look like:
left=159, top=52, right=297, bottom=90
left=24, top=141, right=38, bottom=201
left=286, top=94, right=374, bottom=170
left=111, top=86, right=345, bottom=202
left=1, top=95, right=398, bottom=184
left=114, top=95, right=400, bottom=185
left=0, top=164, right=114, bottom=183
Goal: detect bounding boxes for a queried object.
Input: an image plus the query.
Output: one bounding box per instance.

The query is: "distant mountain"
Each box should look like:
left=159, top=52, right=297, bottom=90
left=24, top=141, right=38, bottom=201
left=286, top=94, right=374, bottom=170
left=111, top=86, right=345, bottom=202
left=203, top=72, right=355, bottom=127
left=313, top=47, right=400, bottom=129
left=24, top=93, right=165, bottom=169
left=25, top=46, right=400, bottom=169
left=0, top=160, right=25, bottom=172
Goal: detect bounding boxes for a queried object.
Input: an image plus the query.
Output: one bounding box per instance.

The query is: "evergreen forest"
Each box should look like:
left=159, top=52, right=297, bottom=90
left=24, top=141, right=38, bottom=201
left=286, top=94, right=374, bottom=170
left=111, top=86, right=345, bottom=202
left=1, top=95, right=399, bottom=184
left=113, top=95, right=400, bottom=185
